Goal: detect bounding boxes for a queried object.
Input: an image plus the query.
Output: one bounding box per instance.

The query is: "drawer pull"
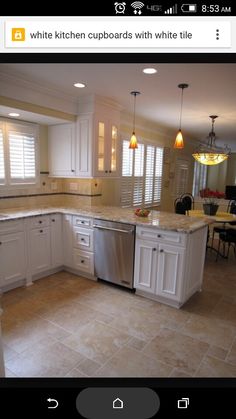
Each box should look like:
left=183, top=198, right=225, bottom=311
left=80, top=238, right=85, bottom=241
left=157, top=234, right=162, bottom=238
left=80, top=259, right=85, bottom=264
left=152, top=248, right=157, bottom=251
left=160, top=249, right=164, bottom=253
left=0, top=242, right=2, bottom=245
left=51, top=219, right=55, bottom=222
left=39, top=220, right=42, bottom=224
left=80, top=221, right=85, bottom=224
left=40, top=229, right=43, bottom=233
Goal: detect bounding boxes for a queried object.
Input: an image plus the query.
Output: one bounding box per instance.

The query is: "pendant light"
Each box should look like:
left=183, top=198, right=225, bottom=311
left=192, top=115, right=231, bottom=165
left=174, top=83, right=189, bottom=149
left=129, top=91, right=140, bottom=149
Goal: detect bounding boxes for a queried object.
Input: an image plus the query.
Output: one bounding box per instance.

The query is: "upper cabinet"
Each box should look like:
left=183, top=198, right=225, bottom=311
left=48, top=124, right=75, bottom=177
left=48, top=97, right=121, bottom=178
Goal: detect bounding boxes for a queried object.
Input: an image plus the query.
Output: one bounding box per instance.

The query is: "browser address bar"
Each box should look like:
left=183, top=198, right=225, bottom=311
left=5, top=19, right=231, bottom=50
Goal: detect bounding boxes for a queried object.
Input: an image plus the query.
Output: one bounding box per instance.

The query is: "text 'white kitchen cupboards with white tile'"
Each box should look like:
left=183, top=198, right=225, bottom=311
left=0, top=220, right=27, bottom=291
left=134, top=226, right=207, bottom=308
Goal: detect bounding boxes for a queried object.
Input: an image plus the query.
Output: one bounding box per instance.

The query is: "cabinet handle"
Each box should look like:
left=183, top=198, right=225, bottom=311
left=52, top=219, right=55, bottom=222
left=80, top=260, right=85, bottom=264
left=71, top=170, right=75, bottom=172
left=80, top=221, right=85, bottom=224
left=152, top=248, right=157, bottom=251
left=39, top=220, right=42, bottom=224
left=109, top=170, right=112, bottom=173
left=40, top=229, right=43, bottom=233
left=0, top=242, right=2, bottom=245
left=160, top=249, right=164, bottom=253
left=80, top=238, right=85, bottom=241
left=105, top=170, right=108, bottom=173
left=157, top=234, right=161, bottom=238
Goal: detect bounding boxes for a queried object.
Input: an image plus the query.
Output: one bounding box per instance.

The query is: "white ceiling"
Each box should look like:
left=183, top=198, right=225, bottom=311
left=0, top=105, right=69, bottom=125
left=1, top=63, right=236, bottom=150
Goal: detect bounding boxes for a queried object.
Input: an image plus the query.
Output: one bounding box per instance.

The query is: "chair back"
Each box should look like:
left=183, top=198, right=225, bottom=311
left=229, top=200, right=236, bottom=214
left=181, top=193, right=194, bottom=210
left=174, top=198, right=186, bottom=214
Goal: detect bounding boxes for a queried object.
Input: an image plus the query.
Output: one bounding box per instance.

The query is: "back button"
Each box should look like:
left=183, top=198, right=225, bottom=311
left=76, top=387, right=160, bottom=419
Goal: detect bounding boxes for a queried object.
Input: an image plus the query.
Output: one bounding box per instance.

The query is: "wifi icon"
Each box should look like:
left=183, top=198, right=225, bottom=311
left=131, top=1, right=145, bottom=15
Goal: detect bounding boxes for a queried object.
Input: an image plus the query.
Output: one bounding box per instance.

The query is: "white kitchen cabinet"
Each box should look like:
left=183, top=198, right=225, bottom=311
left=0, top=229, right=26, bottom=289
left=29, top=226, right=51, bottom=275
left=62, top=214, right=73, bottom=268
left=73, top=249, right=94, bottom=274
left=71, top=215, right=95, bottom=277
left=134, top=226, right=207, bottom=308
left=50, top=214, right=62, bottom=268
left=48, top=123, right=75, bottom=177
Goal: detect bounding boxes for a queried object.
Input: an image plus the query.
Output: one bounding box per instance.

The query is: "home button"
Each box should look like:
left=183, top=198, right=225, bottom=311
left=76, top=387, right=160, bottom=419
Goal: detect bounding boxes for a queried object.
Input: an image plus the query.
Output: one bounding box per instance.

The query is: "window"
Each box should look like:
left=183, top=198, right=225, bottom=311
left=121, top=139, right=163, bottom=207
left=0, top=120, right=38, bottom=188
left=192, top=161, right=207, bottom=197
left=174, top=158, right=190, bottom=196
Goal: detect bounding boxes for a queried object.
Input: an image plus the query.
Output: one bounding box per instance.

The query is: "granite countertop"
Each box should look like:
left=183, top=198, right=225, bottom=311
left=0, top=205, right=212, bottom=233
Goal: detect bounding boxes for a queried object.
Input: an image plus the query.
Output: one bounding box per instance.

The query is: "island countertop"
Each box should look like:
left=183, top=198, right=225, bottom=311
left=0, top=205, right=213, bottom=233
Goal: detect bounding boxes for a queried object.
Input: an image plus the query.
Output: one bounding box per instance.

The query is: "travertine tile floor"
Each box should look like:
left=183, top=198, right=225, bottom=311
left=2, top=248, right=236, bottom=378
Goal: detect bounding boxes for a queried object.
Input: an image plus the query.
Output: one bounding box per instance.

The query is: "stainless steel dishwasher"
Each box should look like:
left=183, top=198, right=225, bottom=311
left=93, top=219, right=135, bottom=289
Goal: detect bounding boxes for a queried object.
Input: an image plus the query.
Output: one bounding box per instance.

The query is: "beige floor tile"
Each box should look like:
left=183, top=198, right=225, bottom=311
left=5, top=339, right=84, bottom=377
left=76, top=358, right=101, bottom=375
left=3, top=344, right=18, bottom=361
left=169, top=368, right=192, bottom=377
left=143, top=327, right=209, bottom=375
left=207, top=345, right=228, bottom=361
left=195, top=355, right=236, bottom=377
left=180, top=313, right=236, bottom=350
left=226, top=339, right=236, bottom=365
left=96, top=347, right=172, bottom=377
left=5, top=367, right=18, bottom=377
left=63, top=320, right=130, bottom=365
left=182, top=290, right=221, bottom=316
left=126, top=337, right=148, bottom=351
left=65, top=368, right=88, bottom=377
left=210, top=298, right=236, bottom=325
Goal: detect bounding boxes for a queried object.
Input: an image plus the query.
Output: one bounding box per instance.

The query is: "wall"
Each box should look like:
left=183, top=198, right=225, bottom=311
left=226, top=153, right=236, bottom=186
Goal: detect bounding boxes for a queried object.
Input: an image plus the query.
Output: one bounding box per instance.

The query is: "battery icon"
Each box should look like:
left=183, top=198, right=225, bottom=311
left=181, top=4, right=197, bottom=13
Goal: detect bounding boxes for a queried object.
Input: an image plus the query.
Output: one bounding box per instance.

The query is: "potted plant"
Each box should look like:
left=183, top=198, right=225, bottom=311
left=200, top=188, right=225, bottom=216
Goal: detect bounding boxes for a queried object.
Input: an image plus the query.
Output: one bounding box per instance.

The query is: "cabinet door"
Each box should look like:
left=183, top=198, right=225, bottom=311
left=94, top=118, right=120, bottom=177
left=29, top=227, right=51, bottom=275
left=0, top=232, right=26, bottom=288
left=76, top=116, right=92, bottom=177
left=134, top=239, right=157, bottom=294
left=156, top=244, right=185, bottom=302
left=48, top=124, right=75, bottom=177
left=62, top=214, right=73, bottom=267
left=50, top=215, right=62, bottom=268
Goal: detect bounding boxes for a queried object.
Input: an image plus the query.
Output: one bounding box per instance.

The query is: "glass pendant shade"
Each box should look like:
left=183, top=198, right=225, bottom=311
left=129, top=91, right=140, bottom=149
left=192, top=115, right=230, bottom=166
left=174, top=130, right=184, bottom=149
left=129, top=132, right=138, bottom=149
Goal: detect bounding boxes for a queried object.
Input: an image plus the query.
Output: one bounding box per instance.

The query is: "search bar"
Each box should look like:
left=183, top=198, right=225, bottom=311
left=5, top=19, right=231, bottom=49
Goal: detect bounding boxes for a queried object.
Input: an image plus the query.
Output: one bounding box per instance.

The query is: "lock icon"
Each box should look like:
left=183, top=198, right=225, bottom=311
left=12, top=28, right=25, bottom=42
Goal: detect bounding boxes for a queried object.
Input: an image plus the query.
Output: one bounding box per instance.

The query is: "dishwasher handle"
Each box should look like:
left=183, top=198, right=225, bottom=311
left=93, top=224, right=134, bottom=234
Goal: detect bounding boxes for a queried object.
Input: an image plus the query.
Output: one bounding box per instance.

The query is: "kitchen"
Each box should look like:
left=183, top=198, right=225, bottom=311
left=0, top=63, right=236, bottom=378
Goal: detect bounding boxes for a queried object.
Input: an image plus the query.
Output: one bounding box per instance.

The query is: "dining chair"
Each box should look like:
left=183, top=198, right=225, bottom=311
left=216, top=228, right=236, bottom=261
left=174, top=198, right=186, bottom=214
left=181, top=193, right=194, bottom=215
left=211, top=200, right=236, bottom=246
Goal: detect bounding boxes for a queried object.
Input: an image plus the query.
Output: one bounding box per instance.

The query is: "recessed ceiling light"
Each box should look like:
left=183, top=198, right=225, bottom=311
left=143, top=68, right=157, bottom=74
left=8, top=112, right=20, bottom=117
left=74, top=82, right=86, bottom=88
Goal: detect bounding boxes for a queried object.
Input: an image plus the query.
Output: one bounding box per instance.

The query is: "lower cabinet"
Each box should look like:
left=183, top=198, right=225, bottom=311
left=134, top=226, right=207, bottom=308
left=50, top=214, right=63, bottom=268
left=29, top=227, right=51, bottom=275
left=0, top=229, right=26, bottom=288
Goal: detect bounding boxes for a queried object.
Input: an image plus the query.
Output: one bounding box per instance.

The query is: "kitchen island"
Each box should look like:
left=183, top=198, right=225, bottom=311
left=0, top=205, right=212, bottom=308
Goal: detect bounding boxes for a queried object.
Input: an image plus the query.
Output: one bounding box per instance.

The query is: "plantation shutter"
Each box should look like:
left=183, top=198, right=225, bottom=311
left=192, top=161, right=207, bottom=197
left=133, top=144, right=144, bottom=206
left=175, top=159, right=190, bottom=196
left=121, top=140, right=133, bottom=207
left=0, top=127, right=5, bottom=184
left=9, top=130, right=36, bottom=183
left=154, top=147, right=163, bottom=204
left=144, top=145, right=155, bottom=205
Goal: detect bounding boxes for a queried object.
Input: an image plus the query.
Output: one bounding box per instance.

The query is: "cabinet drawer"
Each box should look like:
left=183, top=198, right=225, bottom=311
left=29, top=216, right=50, bottom=229
left=0, top=220, right=24, bottom=234
left=73, top=216, right=93, bottom=228
left=73, top=249, right=94, bottom=274
left=73, top=227, right=94, bottom=251
left=136, top=227, right=186, bottom=247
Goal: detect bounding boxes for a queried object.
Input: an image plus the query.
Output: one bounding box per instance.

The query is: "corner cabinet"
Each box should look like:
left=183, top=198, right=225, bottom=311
left=48, top=100, right=121, bottom=178
left=48, top=124, right=75, bottom=177
left=134, top=226, right=208, bottom=308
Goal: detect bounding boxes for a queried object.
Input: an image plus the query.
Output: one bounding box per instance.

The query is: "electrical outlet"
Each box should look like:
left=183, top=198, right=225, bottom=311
left=70, top=182, right=78, bottom=191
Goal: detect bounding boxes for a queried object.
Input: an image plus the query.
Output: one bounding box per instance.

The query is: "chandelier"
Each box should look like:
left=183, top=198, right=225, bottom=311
left=192, top=115, right=231, bottom=165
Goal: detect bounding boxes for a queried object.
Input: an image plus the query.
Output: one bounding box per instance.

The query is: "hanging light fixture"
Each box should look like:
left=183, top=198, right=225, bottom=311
left=192, top=115, right=231, bottom=165
left=129, top=91, right=140, bottom=149
left=174, top=83, right=189, bottom=149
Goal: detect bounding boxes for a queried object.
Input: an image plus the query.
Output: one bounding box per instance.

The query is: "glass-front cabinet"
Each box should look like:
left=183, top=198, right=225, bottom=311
left=94, top=113, right=120, bottom=177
